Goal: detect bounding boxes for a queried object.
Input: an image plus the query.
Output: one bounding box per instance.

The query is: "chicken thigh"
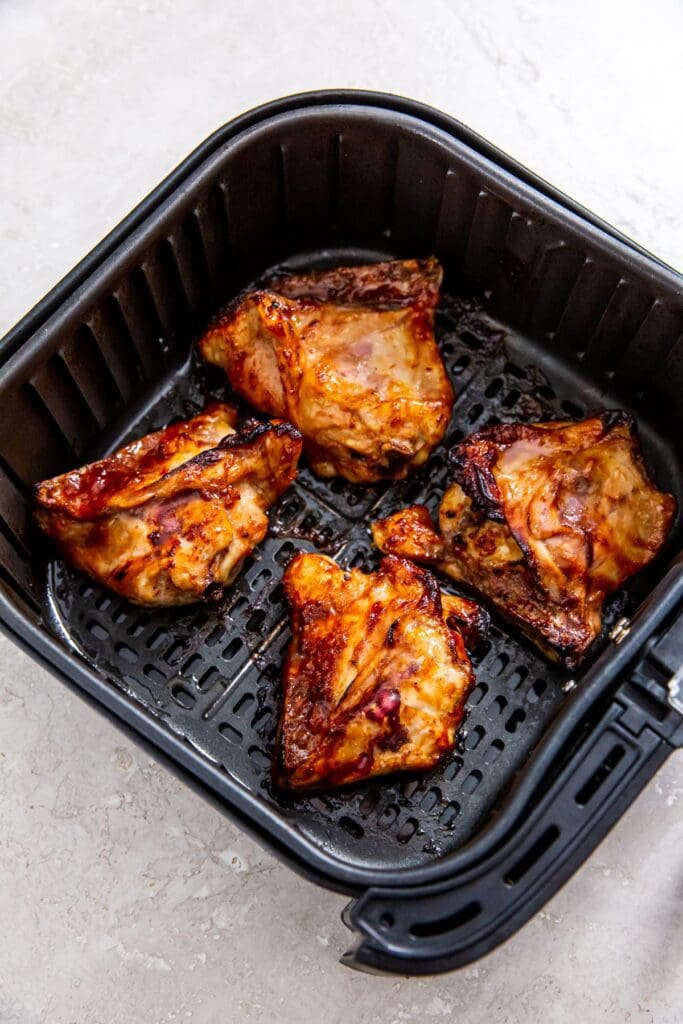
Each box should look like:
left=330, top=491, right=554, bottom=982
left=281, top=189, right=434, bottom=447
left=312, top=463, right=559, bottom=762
left=35, top=403, right=302, bottom=605
left=373, top=413, right=676, bottom=667
left=276, top=552, right=486, bottom=790
left=197, top=258, right=453, bottom=484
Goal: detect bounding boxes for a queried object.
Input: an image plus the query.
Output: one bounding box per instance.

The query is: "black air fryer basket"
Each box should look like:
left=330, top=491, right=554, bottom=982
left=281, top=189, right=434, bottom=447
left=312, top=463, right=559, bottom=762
left=1, top=92, right=682, bottom=975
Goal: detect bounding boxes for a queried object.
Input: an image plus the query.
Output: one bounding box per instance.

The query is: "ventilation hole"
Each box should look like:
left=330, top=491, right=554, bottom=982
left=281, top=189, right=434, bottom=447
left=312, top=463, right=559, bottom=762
left=464, top=725, right=485, bottom=750
left=229, top=596, right=248, bottom=618
left=205, top=625, right=225, bottom=647
left=504, top=825, right=560, bottom=885
left=248, top=745, right=270, bottom=768
left=111, top=604, right=129, bottom=624
left=274, top=542, right=295, bottom=566
left=359, top=791, right=381, bottom=816
left=86, top=620, right=108, bottom=640
left=277, top=496, right=304, bottom=526
left=420, top=787, right=442, bottom=812
left=114, top=643, right=137, bottom=664
left=536, top=384, right=556, bottom=400
left=575, top=745, right=626, bottom=806
left=451, top=354, right=470, bottom=374
left=127, top=616, right=148, bottom=638
left=507, top=667, right=528, bottom=691
left=163, top=641, right=185, bottom=666
left=240, top=555, right=256, bottom=575
left=246, top=608, right=267, bottom=632
left=95, top=593, right=112, bottom=611
left=468, top=682, right=488, bottom=706
left=401, top=779, right=419, bottom=799
left=269, top=583, right=285, bottom=605
left=489, top=653, right=510, bottom=677
left=502, top=389, right=520, bottom=408
left=222, top=637, right=243, bottom=660
left=180, top=654, right=203, bottom=679
left=492, top=694, right=508, bottom=714
left=147, top=627, right=171, bottom=651
left=410, top=900, right=481, bottom=938
left=78, top=581, right=94, bottom=598
left=197, top=666, right=219, bottom=692
left=506, top=708, right=526, bottom=733
left=396, top=818, right=418, bottom=844
left=528, top=677, right=548, bottom=704
left=468, top=402, right=483, bottom=423
left=486, top=739, right=505, bottom=763
left=143, top=664, right=167, bottom=685
left=461, top=770, right=483, bottom=795
left=485, top=378, right=503, bottom=398
left=460, top=330, right=484, bottom=350
left=251, top=708, right=273, bottom=735
left=299, top=513, right=320, bottom=534
left=377, top=804, right=399, bottom=829
left=379, top=912, right=395, bottom=930
left=233, top=693, right=255, bottom=717
left=443, top=758, right=463, bottom=781
left=219, top=722, right=243, bottom=745
left=439, top=802, right=460, bottom=828
left=339, top=816, right=364, bottom=840
left=170, top=684, right=196, bottom=710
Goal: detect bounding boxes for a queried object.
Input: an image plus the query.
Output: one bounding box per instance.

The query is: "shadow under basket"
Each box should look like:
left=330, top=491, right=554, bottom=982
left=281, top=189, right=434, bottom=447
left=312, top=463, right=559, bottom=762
left=0, top=91, right=682, bottom=975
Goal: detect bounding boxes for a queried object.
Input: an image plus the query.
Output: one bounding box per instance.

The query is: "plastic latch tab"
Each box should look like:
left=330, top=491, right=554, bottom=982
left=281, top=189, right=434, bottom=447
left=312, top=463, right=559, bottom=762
left=616, top=602, right=683, bottom=745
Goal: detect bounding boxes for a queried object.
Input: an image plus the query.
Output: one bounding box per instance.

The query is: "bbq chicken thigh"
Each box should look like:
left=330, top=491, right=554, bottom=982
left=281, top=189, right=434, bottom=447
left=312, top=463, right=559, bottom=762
left=198, top=258, right=453, bottom=484
left=35, top=403, right=302, bottom=606
left=373, top=413, right=676, bottom=668
left=276, top=552, right=486, bottom=790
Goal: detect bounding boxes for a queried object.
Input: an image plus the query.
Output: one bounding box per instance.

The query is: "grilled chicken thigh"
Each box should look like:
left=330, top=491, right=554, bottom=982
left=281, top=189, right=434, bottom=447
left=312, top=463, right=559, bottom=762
left=373, top=413, right=676, bottom=668
left=35, top=403, right=302, bottom=605
left=198, top=258, right=453, bottom=483
left=276, top=553, right=486, bottom=790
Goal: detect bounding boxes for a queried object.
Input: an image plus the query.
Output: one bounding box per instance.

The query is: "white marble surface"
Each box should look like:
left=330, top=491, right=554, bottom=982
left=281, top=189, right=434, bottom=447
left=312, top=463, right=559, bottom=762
left=0, top=1, right=682, bottom=1021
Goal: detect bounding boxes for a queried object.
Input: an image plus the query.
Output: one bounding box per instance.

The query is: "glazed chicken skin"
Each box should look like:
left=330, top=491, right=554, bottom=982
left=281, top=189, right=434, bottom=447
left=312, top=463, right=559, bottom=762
left=373, top=413, right=676, bottom=668
left=197, top=258, right=453, bottom=484
left=276, top=553, right=487, bottom=790
left=35, top=403, right=302, bottom=606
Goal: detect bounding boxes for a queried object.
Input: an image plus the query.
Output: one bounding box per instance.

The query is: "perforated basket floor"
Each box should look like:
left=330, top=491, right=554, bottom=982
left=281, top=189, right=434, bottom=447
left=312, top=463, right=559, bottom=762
left=43, top=291, right=661, bottom=872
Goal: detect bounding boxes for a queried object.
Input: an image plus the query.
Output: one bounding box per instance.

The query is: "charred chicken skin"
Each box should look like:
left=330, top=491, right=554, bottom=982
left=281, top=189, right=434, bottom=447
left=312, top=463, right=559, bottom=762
left=35, top=403, right=302, bottom=606
left=197, top=258, right=453, bottom=484
left=373, top=413, right=676, bottom=668
left=276, top=553, right=487, bottom=790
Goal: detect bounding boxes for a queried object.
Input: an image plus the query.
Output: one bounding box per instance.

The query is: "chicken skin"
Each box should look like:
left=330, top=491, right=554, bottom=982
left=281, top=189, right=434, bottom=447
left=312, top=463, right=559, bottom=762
left=197, top=258, right=453, bottom=484
left=35, top=404, right=302, bottom=606
left=373, top=413, right=676, bottom=668
left=276, top=553, right=487, bottom=790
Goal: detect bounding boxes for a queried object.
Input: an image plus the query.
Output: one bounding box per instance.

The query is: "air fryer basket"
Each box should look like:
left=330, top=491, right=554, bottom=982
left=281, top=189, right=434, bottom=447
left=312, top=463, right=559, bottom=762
left=0, top=92, right=681, bottom=975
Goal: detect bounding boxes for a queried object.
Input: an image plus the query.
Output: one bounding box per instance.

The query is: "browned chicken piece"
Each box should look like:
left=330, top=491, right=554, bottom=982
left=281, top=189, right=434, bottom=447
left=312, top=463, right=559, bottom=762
left=35, top=403, right=302, bottom=606
left=276, top=553, right=486, bottom=790
left=197, top=258, right=453, bottom=484
left=373, top=413, right=676, bottom=668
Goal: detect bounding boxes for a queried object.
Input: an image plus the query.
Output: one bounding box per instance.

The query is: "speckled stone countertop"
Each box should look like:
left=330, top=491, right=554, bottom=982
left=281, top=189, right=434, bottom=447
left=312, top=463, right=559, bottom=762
left=0, top=1, right=681, bottom=1021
